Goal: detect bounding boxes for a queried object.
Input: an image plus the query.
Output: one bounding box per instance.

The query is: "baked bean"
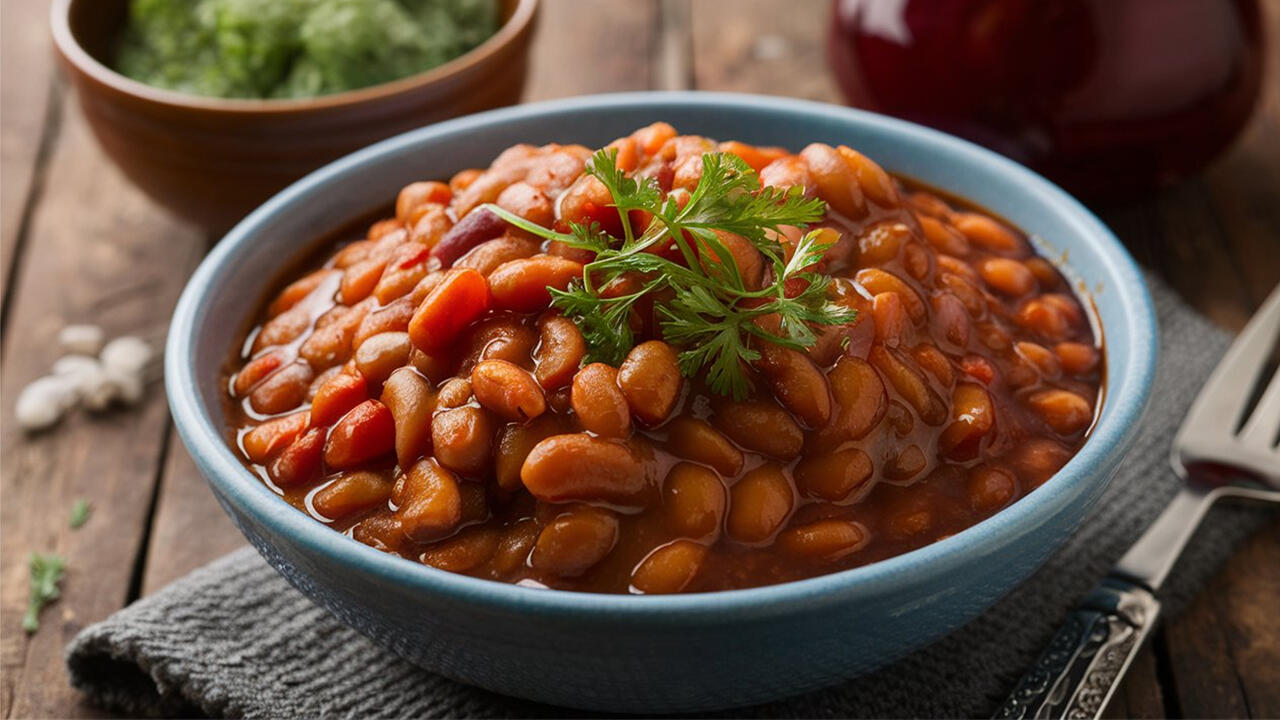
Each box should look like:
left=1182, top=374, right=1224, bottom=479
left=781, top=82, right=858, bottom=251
left=1023, top=257, right=1059, bottom=288
left=420, top=526, right=500, bottom=572
left=912, top=344, right=954, bottom=387
left=534, top=315, right=587, bottom=391
left=380, top=368, right=436, bottom=469
left=314, top=471, right=392, bottom=520
left=631, top=540, right=708, bottom=594
left=718, top=140, right=787, bottom=172
left=917, top=215, right=970, bottom=256
left=449, top=168, right=482, bottom=194
left=269, top=427, right=325, bottom=487
left=570, top=363, right=631, bottom=437
left=396, top=458, right=463, bottom=542
left=558, top=176, right=621, bottom=233
left=249, top=361, right=313, bottom=415
left=873, top=291, right=909, bottom=346
left=495, top=182, right=554, bottom=229
left=409, top=205, right=453, bottom=247
left=340, top=257, right=389, bottom=305
left=1015, top=341, right=1060, bottom=378
left=371, top=243, right=431, bottom=304
left=1011, top=438, right=1072, bottom=488
left=953, top=213, right=1022, bottom=253
left=253, top=306, right=310, bottom=352
left=268, top=269, right=340, bottom=318
left=409, top=268, right=491, bottom=353
left=352, top=331, right=412, bottom=385
left=242, top=411, right=309, bottom=463
left=351, top=297, right=414, bottom=349
left=431, top=208, right=507, bottom=268
left=664, top=416, right=744, bottom=477
left=454, top=235, right=539, bottom=276
left=858, top=222, right=906, bottom=265
left=756, top=344, right=832, bottom=428
left=885, top=444, right=927, bottom=481
left=1028, top=389, right=1093, bottom=434
left=530, top=507, right=619, bottom=577
left=801, top=143, right=865, bottom=219
left=759, top=156, right=814, bottom=194
left=979, top=258, right=1036, bottom=297
left=967, top=465, right=1017, bottom=512
left=779, top=520, right=868, bottom=561
left=471, top=359, right=546, bottom=422
left=494, top=414, right=569, bottom=492
left=713, top=398, right=804, bottom=460
left=618, top=341, right=682, bottom=426
left=931, top=292, right=972, bottom=349
left=814, top=357, right=887, bottom=449
left=664, top=463, right=727, bottom=540
left=833, top=146, right=894, bottom=206
left=1056, top=341, right=1100, bottom=375
left=907, top=191, right=952, bottom=218
left=436, top=377, right=473, bottom=408
left=431, top=406, right=496, bottom=476
left=310, top=370, right=368, bottom=427
left=885, top=493, right=934, bottom=540
left=324, top=399, right=395, bottom=469
left=857, top=268, right=925, bottom=323
left=487, top=255, right=583, bottom=313
left=727, top=464, right=794, bottom=543
left=233, top=351, right=285, bottom=396
left=396, top=181, right=452, bottom=222
left=491, top=519, right=539, bottom=575
left=464, top=316, right=538, bottom=369
left=522, top=433, right=651, bottom=505
left=938, top=382, right=995, bottom=458
left=940, top=271, right=987, bottom=317
left=869, top=345, right=948, bottom=426
left=794, top=448, right=873, bottom=502
left=299, top=299, right=372, bottom=369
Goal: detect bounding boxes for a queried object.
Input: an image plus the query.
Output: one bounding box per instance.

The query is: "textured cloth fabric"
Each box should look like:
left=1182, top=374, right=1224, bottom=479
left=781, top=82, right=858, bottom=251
left=66, top=277, right=1275, bottom=719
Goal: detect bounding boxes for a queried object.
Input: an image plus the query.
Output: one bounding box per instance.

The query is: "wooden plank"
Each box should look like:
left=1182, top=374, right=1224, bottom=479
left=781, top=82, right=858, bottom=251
left=135, top=0, right=667, bottom=595
left=0, top=0, right=57, bottom=338
left=521, top=0, right=660, bottom=101
left=0, top=96, right=205, bottom=719
left=138, top=439, right=244, bottom=597
left=689, top=0, right=839, bottom=102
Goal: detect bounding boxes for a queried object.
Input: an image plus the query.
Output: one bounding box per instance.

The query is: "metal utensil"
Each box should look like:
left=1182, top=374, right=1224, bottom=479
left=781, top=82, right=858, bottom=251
left=996, top=285, right=1280, bottom=720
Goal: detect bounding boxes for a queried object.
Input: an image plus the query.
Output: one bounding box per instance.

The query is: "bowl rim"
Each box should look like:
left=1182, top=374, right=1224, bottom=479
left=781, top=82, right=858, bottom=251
left=50, top=0, right=538, bottom=115
left=167, top=91, right=1158, bottom=622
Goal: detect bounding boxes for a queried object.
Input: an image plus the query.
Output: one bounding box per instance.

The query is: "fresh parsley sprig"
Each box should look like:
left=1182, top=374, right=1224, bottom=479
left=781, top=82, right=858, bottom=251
left=23, top=552, right=66, bottom=634
left=480, top=147, right=856, bottom=399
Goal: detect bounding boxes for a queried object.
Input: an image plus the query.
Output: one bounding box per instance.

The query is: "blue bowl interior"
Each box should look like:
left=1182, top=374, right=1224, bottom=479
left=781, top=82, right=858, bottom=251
left=167, top=92, right=1157, bottom=620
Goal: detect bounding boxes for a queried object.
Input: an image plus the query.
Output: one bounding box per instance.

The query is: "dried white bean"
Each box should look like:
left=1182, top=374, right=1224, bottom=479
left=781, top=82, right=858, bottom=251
left=52, top=355, right=102, bottom=387
left=100, top=336, right=153, bottom=375
left=58, top=324, right=105, bottom=356
left=15, top=376, right=78, bottom=431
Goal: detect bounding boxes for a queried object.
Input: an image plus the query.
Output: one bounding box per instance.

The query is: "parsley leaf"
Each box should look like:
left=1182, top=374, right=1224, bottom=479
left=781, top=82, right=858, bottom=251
left=23, top=552, right=66, bottom=634
left=476, top=145, right=856, bottom=398
left=70, top=499, right=91, bottom=529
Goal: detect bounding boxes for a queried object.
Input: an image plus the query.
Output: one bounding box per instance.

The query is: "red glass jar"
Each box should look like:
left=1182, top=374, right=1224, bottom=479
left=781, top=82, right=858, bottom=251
left=828, top=0, right=1266, bottom=199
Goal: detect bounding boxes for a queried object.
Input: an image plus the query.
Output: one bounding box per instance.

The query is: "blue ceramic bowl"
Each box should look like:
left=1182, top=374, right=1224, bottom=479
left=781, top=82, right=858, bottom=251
left=167, top=92, right=1157, bottom=713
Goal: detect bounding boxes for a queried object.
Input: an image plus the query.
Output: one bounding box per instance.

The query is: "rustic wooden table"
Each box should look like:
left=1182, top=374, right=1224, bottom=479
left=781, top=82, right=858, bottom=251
left=2, top=1, right=1277, bottom=717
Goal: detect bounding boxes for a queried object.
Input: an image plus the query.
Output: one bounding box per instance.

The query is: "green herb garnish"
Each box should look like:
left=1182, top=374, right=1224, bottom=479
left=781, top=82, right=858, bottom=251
left=482, top=148, right=857, bottom=399
left=23, top=553, right=66, bottom=634
left=70, top=499, right=92, bottom=529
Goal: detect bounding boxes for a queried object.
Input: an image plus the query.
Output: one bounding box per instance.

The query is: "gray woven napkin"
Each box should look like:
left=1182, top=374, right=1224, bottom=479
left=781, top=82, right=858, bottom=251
left=67, top=276, right=1275, bottom=719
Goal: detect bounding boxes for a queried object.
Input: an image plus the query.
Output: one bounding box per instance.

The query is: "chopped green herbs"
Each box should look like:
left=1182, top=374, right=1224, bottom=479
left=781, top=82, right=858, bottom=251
left=70, top=499, right=92, bottom=529
left=23, top=553, right=66, bottom=634
left=482, top=149, right=857, bottom=399
left=115, top=0, right=499, bottom=99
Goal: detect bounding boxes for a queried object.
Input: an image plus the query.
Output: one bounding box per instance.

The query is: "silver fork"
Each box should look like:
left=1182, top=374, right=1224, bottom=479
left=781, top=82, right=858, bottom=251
left=996, top=285, right=1280, bottom=720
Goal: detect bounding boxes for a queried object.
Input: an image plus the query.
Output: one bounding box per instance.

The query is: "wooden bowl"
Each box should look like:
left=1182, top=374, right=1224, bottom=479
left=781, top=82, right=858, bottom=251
left=51, top=0, right=538, bottom=234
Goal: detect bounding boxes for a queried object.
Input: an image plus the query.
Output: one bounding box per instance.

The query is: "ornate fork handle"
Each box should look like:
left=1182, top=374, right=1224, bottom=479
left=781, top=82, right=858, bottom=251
left=994, top=579, right=1161, bottom=720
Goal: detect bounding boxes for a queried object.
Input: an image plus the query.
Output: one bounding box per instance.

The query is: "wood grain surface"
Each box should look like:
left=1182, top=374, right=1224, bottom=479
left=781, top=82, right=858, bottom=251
left=1, top=1, right=1276, bottom=717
